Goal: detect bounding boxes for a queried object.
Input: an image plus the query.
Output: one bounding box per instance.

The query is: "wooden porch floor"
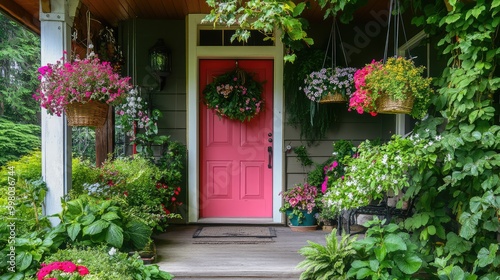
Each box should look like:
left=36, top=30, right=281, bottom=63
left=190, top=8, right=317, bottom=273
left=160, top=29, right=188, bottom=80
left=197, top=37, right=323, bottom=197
left=154, top=225, right=330, bottom=279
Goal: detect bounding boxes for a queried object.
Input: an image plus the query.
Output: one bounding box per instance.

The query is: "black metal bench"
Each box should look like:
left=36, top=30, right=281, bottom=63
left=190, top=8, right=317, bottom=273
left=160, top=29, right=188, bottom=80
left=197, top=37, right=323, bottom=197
left=337, top=196, right=415, bottom=235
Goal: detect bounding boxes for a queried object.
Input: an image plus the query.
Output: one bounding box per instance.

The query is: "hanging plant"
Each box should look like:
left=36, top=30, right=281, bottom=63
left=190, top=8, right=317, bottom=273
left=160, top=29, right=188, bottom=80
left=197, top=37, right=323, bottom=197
left=203, top=68, right=264, bottom=122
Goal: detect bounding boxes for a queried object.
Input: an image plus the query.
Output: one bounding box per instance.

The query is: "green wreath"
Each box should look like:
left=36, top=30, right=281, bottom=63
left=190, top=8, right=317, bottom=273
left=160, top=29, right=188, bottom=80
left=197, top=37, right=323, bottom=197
left=203, top=68, right=264, bottom=122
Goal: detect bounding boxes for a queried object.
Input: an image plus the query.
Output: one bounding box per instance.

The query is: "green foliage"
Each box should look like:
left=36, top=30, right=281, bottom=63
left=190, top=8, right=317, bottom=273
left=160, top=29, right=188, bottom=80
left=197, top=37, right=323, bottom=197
left=297, top=229, right=357, bottom=280
left=72, top=127, right=96, bottom=163
left=203, top=0, right=366, bottom=62
left=0, top=151, right=49, bottom=235
left=158, top=138, right=187, bottom=187
left=294, top=145, right=314, bottom=167
left=33, top=246, right=173, bottom=280
left=56, top=195, right=152, bottom=251
left=71, top=157, right=100, bottom=197
left=0, top=118, right=41, bottom=166
left=324, top=135, right=435, bottom=214
left=347, top=218, right=423, bottom=279
left=284, top=48, right=340, bottom=141
left=0, top=227, right=64, bottom=279
left=133, top=109, right=170, bottom=158
left=72, top=155, right=183, bottom=231
left=0, top=13, right=40, bottom=124
left=402, top=0, right=500, bottom=278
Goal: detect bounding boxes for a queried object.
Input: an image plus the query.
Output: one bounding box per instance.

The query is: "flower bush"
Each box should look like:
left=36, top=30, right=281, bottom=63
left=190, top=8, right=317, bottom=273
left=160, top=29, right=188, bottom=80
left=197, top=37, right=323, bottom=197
left=36, top=261, right=89, bottom=280
left=115, top=87, right=169, bottom=157
left=301, top=67, right=357, bottom=102
left=349, top=57, right=432, bottom=119
left=279, top=183, right=318, bottom=223
left=35, top=246, right=173, bottom=280
left=203, top=68, right=264, bottom=122
left=34, top=54, right=132, bottom=116
left=323, top=134, right=434, bottom=215
left=348, top=60, right=382, bottom=116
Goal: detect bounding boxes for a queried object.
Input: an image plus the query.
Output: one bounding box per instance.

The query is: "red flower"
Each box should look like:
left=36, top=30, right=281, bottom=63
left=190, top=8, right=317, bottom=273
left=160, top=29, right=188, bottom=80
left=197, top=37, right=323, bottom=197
left=77, top=265, right=90, bottom=276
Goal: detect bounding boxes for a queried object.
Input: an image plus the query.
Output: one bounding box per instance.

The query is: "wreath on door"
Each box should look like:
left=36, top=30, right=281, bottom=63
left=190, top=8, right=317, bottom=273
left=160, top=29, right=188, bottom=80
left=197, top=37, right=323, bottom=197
left=203, top=67, right=264, bottom=122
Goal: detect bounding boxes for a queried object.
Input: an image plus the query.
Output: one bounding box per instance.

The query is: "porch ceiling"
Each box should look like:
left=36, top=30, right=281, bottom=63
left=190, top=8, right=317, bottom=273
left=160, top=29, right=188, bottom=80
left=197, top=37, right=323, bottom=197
left=1, top=0, right=385, bottom=35
left=0, top=0, right=389, bottom=34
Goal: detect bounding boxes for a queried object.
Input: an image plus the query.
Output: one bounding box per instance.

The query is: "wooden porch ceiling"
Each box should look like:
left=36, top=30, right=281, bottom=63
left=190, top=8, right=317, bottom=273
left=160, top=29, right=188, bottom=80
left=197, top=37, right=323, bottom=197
left=0, top=0, right=386, bottom=35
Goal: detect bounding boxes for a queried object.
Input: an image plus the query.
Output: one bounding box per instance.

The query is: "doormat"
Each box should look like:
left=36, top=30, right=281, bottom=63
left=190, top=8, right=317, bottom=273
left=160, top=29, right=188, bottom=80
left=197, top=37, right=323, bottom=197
left=193, top=226, right=276, bottom=238
left=192, top=226, right=276, bottom=244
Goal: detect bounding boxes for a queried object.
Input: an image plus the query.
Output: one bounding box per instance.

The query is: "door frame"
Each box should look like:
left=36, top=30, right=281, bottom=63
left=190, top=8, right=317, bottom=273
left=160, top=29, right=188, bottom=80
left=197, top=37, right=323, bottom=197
left=186, top=14, right=284, bottom=223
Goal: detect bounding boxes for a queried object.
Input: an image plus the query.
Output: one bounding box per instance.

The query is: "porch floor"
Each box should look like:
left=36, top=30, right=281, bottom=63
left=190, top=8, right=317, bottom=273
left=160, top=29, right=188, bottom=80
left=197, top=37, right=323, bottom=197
left=153, top=225, right=330, bottom=279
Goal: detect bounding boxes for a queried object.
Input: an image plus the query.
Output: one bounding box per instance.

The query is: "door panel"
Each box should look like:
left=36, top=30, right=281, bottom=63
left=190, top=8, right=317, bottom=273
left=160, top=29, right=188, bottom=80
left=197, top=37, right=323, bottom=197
left=199, top=59, right=274, bottom=218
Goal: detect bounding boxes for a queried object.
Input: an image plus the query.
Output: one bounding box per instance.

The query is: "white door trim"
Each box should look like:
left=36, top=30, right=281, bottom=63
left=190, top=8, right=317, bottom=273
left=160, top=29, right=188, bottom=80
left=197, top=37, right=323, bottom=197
left=186, top=15, right=284, bottom=223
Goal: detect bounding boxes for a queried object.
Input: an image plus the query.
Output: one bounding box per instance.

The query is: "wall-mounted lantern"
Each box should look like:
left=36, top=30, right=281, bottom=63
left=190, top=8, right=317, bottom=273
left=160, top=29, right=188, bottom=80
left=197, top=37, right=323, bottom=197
left=149, top=39, right=171, bottom=90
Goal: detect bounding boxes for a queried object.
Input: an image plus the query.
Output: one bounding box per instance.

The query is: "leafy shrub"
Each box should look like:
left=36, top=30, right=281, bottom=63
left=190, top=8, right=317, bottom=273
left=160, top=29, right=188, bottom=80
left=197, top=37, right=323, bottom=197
left=71, top=157, right=100, bottom=197
left=0, top=223, right=64, bottom=279
left=32, top=246, right=173, bottom=280
left=347, top=218, right=424, bottom=279
left=0, top=119, right=41, bottom=166
left=56, top=195, right=152, bottom=251
left=0, top=151, right=49, bottom=235
left=297, top=229, right=357, bottom=280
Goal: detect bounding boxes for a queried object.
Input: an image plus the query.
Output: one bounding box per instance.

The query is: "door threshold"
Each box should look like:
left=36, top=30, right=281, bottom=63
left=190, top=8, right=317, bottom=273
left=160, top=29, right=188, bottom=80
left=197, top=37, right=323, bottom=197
left=196, top=218, right=280, bottom=225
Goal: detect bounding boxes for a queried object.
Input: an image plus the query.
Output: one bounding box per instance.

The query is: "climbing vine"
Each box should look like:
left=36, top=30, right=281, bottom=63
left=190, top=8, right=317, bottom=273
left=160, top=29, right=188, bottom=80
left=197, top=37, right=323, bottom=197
left=407, top=0, right=500, bottom=278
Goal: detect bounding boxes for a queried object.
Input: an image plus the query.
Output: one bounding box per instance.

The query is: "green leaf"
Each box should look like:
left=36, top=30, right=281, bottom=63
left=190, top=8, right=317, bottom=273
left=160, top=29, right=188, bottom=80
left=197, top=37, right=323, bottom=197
left=459, top=212, right=481, bottom=239
left=105, top=222, right=124, bottom=248
left=383, top=234, right=407, bottom=252
left=101, top=211, right=121, bottom=221
left=79, top=214, right=96, bottom=225
left=16, top=251, right=32, bottom=271
left=293, top=2, right=305, bottom=17
left=125, top=220, right=153, bottom=250
left=83, top=219, right=109, bottom=236
left=427, top=225, right=437, bottom=235
left=356, top=267, right=373, bottom=279
left=445, top=14, right=462, bottom=24
left=395, top=254, right=422, bottom=274
left=374, top=245, right=387, bottom=262
left=67, top=223, right=81, bottom=241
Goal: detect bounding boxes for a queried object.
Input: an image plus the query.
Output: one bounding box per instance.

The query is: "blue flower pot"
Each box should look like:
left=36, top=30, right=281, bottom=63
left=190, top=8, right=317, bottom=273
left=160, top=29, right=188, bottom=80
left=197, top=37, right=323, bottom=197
left=286, top=209, right=318, bottom=226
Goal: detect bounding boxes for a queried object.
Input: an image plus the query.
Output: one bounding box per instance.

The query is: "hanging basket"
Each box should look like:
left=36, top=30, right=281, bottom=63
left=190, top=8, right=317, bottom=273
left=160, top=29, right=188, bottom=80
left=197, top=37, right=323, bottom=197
left=319, top=92, right=347, bottom=104
left=65, top=102, right=109, bottom=127
left=375, top=92, right=414, bottom=115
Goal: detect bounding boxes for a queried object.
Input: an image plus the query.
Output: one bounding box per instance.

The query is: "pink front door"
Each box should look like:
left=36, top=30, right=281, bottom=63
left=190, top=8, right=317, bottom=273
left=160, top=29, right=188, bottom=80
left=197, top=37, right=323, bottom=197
left=199, top=59, right=274, bottom=218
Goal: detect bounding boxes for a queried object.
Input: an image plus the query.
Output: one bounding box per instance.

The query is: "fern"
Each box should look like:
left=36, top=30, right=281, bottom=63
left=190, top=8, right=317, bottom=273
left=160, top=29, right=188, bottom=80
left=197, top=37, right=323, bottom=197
left=297, top=229, right=357, bottom=280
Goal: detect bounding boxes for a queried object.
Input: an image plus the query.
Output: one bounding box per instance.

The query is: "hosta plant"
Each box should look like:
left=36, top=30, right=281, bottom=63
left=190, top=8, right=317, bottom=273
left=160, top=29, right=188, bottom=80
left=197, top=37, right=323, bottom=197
left=297, top=228, right=357, bottom=280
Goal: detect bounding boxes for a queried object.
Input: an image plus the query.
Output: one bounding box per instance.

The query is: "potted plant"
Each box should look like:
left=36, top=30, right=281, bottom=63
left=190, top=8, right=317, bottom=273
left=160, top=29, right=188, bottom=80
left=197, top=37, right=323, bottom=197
left=279, top=183, right=319, bottom=231
left=34, top=54, right=132, bottom=127
left=349, top=57, right=433, bottom=119
left=301, top=67, right=357, bottom=103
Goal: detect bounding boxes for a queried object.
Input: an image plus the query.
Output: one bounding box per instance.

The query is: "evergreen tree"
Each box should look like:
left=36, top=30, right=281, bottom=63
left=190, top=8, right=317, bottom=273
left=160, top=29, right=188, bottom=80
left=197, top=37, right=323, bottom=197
left=0, top=12, right=41, bottom=124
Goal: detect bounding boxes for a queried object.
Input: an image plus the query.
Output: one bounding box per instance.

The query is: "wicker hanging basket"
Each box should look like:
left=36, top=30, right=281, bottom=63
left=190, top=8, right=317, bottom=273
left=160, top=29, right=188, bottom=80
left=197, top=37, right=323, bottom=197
left=375, top=92, right=414, bottom=115
left=319, top=92, right=347, bottom=104
left=65, top=102, right=109, bottom=127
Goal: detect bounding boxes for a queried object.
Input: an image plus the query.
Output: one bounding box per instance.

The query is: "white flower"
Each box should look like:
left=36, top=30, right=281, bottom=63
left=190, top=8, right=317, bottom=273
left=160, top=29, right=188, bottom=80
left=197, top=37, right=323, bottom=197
left=109, top=247, right=117, bottom=256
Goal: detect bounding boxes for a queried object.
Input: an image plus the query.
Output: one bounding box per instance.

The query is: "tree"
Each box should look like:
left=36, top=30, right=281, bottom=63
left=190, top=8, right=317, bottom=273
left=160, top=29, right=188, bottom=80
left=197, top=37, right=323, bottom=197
left=0, top=12, right=41, bottom=124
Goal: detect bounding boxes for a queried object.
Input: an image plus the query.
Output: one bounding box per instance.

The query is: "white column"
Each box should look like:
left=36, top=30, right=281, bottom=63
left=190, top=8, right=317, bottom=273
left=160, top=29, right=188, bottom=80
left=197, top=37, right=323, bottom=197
left=39, top=0, right=77, bottom=225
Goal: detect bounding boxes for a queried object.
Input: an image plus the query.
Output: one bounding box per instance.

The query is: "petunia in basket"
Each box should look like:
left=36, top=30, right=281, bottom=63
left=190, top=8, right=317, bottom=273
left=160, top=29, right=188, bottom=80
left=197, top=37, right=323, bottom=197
left=34, top=54, right=132, bottom=117
left=349, top=57, right=432, bottom=119
left=301, top=67, right=357, bottom=103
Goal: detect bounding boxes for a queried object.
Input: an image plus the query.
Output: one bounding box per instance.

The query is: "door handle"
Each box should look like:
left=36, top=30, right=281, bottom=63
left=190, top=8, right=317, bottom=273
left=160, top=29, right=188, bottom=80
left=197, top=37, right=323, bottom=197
left=268, top=146, right=273, bottom=169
